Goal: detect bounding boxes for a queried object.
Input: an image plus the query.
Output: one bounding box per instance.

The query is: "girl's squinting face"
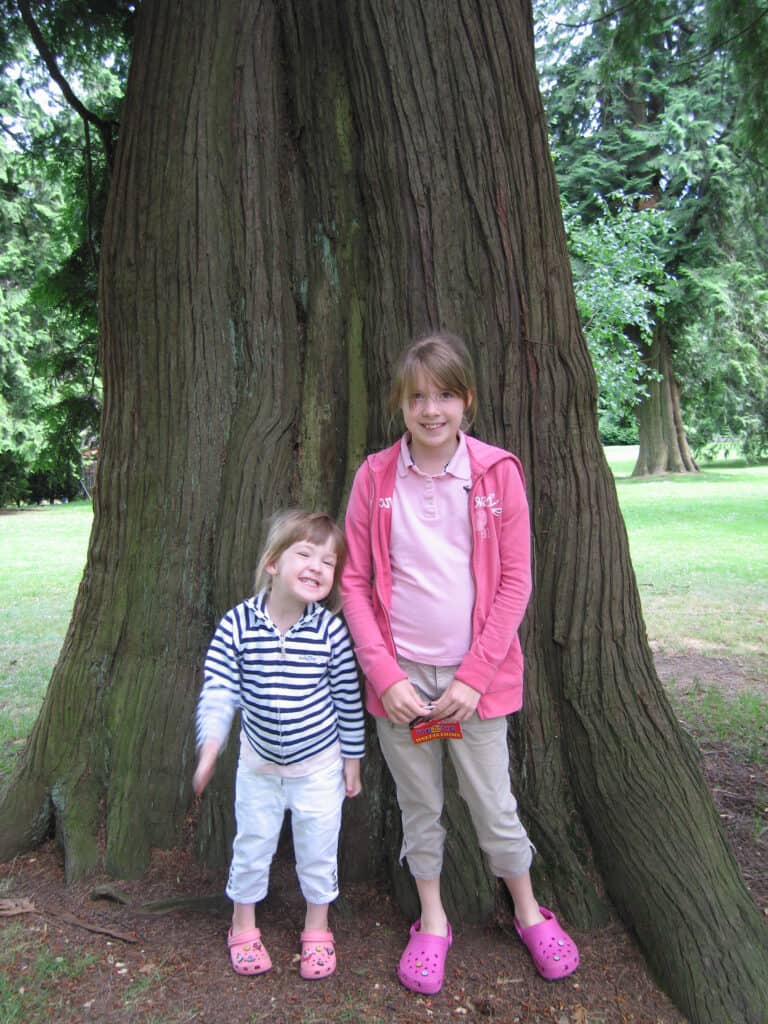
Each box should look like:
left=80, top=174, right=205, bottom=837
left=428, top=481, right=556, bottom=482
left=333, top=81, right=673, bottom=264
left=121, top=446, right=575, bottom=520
left=267, top=537, right=337, bottom=607
left=401, top=370, right=469, bottom=464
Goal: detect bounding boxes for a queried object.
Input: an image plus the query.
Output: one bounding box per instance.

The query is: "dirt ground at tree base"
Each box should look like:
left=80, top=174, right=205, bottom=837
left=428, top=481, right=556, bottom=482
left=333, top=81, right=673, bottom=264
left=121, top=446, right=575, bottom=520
left=1, top=656, right=766, bottom=1024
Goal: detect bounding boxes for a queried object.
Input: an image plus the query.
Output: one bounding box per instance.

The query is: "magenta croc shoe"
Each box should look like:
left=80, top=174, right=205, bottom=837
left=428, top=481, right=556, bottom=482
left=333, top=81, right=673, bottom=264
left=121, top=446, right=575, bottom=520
left=514, top=906, right=579, bottom=980
left=397, top=920, right=453, bottom=994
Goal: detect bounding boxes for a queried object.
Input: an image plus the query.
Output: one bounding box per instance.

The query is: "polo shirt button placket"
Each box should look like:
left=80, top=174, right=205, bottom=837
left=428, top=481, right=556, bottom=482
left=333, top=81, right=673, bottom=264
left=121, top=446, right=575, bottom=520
left=423, top=478, right=437, bottom=519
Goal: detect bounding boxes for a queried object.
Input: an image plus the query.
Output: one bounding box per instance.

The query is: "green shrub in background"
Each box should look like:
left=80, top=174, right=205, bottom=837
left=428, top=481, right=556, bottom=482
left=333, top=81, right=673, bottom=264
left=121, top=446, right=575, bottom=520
left=599, top=408, right=639, bottom=446
left=0, top=449, right=29, bottom=507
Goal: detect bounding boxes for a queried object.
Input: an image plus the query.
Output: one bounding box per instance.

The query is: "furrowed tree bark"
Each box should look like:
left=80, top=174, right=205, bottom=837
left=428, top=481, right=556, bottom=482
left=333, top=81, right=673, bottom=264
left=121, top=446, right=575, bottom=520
left=0, top=1, right=305, bottom=878
left=0, top=1, right=765, bottom=1021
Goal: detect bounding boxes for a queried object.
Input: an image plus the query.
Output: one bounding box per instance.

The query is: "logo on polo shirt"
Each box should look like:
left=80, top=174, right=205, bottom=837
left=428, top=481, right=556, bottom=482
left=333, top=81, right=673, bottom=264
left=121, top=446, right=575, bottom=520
left=378, top=497, right=393, bottom=509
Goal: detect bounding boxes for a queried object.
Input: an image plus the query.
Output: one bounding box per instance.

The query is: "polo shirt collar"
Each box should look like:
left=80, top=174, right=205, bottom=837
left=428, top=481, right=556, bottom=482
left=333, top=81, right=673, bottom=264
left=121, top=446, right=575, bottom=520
left=397, top=431, right=471, bottom=481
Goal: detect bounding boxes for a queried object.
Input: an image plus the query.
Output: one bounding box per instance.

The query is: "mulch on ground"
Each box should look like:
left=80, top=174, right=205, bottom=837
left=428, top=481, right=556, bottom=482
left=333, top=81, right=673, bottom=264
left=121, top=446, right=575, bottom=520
left=1, top=732, right=765, bottom=1024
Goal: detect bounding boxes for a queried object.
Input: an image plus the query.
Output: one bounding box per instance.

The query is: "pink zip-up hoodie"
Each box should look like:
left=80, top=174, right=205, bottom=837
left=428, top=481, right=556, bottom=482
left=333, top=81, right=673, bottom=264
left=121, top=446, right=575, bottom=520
left=342, top=434, right=532, bottom=719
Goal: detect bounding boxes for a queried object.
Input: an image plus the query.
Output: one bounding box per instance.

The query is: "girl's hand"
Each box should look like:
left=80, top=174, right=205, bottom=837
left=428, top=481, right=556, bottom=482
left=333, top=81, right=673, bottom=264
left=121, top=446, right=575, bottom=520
left=192, top=740, right=220, bottom=796
left=431, top=679, right=480, bottom=722
left=343, top=758, right=362, bottom=798
left=381, top=677, right=432, bottom=725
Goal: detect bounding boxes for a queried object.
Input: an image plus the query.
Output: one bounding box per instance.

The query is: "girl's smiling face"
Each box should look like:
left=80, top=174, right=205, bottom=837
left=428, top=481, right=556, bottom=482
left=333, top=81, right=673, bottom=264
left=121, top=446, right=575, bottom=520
left=401, top=369, right=471, bottom=468
left=267, top=537, right=338, bottom=608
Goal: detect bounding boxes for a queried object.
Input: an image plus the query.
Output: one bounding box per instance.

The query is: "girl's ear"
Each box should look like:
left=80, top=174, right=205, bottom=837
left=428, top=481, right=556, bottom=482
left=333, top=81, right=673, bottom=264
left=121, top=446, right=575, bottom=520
left=265, top=561, right=278, bottom=577
left=465, top=389, right=475, bottom=413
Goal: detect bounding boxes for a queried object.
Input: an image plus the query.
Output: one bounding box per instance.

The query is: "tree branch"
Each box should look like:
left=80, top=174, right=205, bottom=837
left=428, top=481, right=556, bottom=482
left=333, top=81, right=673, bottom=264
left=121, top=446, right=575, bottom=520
left=17, top=0, right=116, bottom=170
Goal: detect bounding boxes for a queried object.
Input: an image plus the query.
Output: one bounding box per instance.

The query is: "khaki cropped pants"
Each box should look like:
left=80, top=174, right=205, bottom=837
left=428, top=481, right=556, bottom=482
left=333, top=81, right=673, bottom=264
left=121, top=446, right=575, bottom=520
left=375, top=658, right=534, bottom=881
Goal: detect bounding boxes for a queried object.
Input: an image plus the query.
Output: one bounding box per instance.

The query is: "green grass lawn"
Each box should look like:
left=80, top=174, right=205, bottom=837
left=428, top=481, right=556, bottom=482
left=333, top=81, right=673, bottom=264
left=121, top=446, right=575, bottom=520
left=1, top=456, right=766, bottom=771
left=0, top=501, right=93, bottom=772
left=605, top=446, right=768, bottom=763
left=605, top=446, right=768, bottom=663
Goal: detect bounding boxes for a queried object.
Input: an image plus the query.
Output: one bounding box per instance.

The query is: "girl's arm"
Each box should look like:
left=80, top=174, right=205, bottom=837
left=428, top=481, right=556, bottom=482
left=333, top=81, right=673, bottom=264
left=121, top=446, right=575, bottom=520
left=326, top=620, right=365, bottom=795
left=454, top=458, right=533, bottom=693
left=326, top=617, right=366, bottom=760
left=192, top=739, right=220, bottom=796
left=343, top=758, right=362, bottom=798
left=341, top=463, right=411, bottom=698
left=194, top=609, right=242, bottom=762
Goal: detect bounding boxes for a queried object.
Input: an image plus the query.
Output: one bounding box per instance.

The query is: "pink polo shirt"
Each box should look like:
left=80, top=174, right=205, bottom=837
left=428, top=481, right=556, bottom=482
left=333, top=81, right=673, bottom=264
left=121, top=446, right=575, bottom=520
left=389, top=433, right=475, bottom=665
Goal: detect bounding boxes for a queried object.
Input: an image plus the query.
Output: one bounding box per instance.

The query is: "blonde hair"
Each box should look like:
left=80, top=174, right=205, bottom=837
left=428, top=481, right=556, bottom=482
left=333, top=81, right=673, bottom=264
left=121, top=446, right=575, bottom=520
left=389, top=331, right=477, bottom=428
left=254, top=509, right=347, bottom=612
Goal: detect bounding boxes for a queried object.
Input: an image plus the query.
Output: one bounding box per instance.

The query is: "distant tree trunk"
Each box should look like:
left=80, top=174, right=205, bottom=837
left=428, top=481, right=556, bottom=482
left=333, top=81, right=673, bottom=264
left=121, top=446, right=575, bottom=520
left=634, top=323, right=698, bottom=475
left=0, top=2, right=765, bottom=1022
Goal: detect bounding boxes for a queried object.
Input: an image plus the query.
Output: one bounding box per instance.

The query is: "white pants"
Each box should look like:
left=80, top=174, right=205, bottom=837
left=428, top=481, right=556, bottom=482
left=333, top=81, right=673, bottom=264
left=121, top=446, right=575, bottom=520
left=226, top=755, right=345, bottom=906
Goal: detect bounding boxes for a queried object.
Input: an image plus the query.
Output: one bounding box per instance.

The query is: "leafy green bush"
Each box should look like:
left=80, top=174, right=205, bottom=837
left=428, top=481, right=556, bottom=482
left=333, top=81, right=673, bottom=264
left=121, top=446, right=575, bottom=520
left=0, top=449, right=29, bottom=506
left=598, top=408, right=639, bottom=446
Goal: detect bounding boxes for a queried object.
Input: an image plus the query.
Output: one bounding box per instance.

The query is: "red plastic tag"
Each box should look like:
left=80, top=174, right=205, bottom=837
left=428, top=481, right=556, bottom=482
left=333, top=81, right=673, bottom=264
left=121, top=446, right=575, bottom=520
left=410, top=719, right=464, bottom=744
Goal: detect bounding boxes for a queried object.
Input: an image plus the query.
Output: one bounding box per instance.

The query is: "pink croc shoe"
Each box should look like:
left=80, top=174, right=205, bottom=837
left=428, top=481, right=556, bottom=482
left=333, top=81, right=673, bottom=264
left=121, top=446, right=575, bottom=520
left=514, top=906, right=579, bottom=980
left=397, top=920, right=453, bottom=994
left=300, top=929, right=336, bottom=979
left=227, top=927, right=272, bottom=975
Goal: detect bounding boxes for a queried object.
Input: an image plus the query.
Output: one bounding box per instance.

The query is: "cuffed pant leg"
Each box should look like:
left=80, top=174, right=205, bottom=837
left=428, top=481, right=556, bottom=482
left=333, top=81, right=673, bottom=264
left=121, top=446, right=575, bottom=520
left=288, top=760, right=346, bottom=906
left=447, top=716, right=534, bottom=878
left=226, top=763, right=286, bottom=905
left=375, top=717, right=445, bottom=879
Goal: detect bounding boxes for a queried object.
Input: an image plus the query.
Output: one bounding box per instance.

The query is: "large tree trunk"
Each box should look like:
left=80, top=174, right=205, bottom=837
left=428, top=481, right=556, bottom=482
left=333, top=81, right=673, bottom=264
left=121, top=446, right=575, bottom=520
left=633, top=322, right=698, bottom=475
left=1, top=2, right=765, bottom=1021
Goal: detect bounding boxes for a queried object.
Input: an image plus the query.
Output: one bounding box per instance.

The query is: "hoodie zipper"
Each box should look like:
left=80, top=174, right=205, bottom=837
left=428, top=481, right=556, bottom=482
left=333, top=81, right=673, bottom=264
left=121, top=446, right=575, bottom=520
left=371, top=473, right=398, bottom=654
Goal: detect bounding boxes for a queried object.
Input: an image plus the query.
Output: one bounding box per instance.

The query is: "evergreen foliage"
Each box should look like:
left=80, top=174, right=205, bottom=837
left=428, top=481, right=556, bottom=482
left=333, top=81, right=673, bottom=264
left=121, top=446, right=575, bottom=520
left=2, top=0, right=766, bottom=487
left=536, top=0, right=768, bottom=456
left=0, top=0, right=130, bottom=503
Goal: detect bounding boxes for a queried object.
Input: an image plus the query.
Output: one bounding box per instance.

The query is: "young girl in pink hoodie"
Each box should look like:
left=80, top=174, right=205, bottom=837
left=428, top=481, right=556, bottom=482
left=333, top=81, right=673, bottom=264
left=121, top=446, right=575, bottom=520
left=342, top=332, right=578, bottom=995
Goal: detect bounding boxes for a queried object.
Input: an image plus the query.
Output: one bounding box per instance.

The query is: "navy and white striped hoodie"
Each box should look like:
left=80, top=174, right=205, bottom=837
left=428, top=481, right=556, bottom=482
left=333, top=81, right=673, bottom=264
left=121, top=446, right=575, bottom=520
left=196, top=591, right=365, bottom=766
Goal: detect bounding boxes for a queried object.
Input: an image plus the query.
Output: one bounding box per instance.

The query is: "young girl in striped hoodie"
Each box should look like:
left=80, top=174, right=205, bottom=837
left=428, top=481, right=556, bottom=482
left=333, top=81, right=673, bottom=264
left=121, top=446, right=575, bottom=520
left=194, top=510, right=364, bottom=979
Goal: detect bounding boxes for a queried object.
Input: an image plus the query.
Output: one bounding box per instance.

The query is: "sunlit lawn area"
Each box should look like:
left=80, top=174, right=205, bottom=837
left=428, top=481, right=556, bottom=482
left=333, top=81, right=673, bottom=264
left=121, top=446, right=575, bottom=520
left=1, top=452, right=767, bottom=772
left=0, top=501, right=92, bottom=771
left=605, top=446, right=768, bottom=666
left=606, top=445, right=768, bottom=763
